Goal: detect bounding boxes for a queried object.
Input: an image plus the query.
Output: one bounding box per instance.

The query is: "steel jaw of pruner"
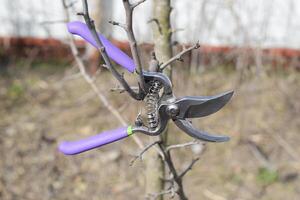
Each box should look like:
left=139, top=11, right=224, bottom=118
left=133, top=71, right=234, bottom=143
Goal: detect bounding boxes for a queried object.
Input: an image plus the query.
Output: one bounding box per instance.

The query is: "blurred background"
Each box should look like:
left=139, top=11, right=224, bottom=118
left=0, top=0, right=299, bottom=199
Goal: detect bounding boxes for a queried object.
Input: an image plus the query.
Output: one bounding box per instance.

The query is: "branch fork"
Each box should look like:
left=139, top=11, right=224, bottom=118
left=80, top=0, right=146, bottom=100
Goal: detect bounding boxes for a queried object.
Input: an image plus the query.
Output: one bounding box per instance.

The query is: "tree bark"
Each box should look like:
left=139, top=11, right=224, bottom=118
left=145, top=0, right=173, bottom=199
left=152, top=0, right=173, bottom=78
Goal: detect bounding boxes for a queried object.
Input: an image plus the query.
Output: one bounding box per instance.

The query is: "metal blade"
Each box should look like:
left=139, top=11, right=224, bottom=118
left=173, top=119, right=230, bottom=142
left=175, top=90, right=233, bottom=119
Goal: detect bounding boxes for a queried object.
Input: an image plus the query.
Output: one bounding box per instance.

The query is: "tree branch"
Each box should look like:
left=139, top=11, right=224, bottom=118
left=131, top=0, right=147, bottom=9
left=160, top=43, right=200, bottom=71
left=153, top=140, right=204, bottom=199
left=166, top=140, right=199, bottom=152
left=148, top=18, right=162, bottom=34
left=130, top=140, right=160, bottom=166
left=108, top=20, right=127, bottom=30
left=178, top=157, right=200, bottom=179
left=122, top=0, right=147, bottom=93
left=79, top=0, right=145, bottom=100
left=157, top=142, right=188, bottom=200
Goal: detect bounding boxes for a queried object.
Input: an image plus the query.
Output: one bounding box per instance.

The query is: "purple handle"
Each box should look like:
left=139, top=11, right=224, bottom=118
left=67, top=21, right=135, bottom=73
left=58, top=126, right=132, bottom=155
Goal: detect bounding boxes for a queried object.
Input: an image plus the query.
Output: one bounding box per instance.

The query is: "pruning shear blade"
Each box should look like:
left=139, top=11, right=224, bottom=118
left=175, top=91, right=234, bottom=119
left=174, top=119, right=230, bottom=142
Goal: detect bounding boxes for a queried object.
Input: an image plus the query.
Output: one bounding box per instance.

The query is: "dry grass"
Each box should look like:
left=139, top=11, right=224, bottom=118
left=0, top=65, right=299, bottom=200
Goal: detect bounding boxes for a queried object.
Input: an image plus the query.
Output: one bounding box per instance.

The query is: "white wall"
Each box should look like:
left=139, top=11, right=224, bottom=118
left=0, top=0, right=299, bottom=48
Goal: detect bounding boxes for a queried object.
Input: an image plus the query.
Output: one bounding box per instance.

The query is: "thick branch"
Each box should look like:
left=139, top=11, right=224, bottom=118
left=80, top=0, right=144, bottom=100
left=160, top=43, right=200, bottom=71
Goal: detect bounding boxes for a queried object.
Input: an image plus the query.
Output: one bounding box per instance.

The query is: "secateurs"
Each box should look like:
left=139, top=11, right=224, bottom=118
left=58, top=21, right=234, bottom=155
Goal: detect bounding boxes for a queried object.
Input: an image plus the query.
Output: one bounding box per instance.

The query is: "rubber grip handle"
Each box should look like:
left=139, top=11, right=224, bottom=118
left=67, top=21, right=135, bottom=73
left=58, top=126, right=132, bottom=155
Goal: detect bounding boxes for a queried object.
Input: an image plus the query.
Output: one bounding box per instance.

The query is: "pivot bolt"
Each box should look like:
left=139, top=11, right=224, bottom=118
left=166, top=104, right=179, bottom=117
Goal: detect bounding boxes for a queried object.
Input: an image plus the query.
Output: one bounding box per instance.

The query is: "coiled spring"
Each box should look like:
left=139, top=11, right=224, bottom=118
left=146, top=81, right=162, bottom=130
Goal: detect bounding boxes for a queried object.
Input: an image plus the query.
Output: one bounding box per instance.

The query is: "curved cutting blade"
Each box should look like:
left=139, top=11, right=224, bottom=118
left=174, top=119, right=230, bottom=142
left=175, top=90, right=234, bottom=119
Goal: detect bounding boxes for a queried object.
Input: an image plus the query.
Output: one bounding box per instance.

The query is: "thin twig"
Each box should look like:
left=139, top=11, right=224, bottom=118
left=108, top=20, right=127, bottom=30
left=147, top=188, right=174, bottom=200
left=61, top=0, right=144, bottom=149
left=40, top=20, right=67, bottom=25
left=160, top=43, right=200, bottom=71
left=178, top=157, right=200, bottom=179
left=131, top=0, right=147, bottom=9
left=166, top=140, right=199, bottom=152
left=130, top=141, right=160, bottom=166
